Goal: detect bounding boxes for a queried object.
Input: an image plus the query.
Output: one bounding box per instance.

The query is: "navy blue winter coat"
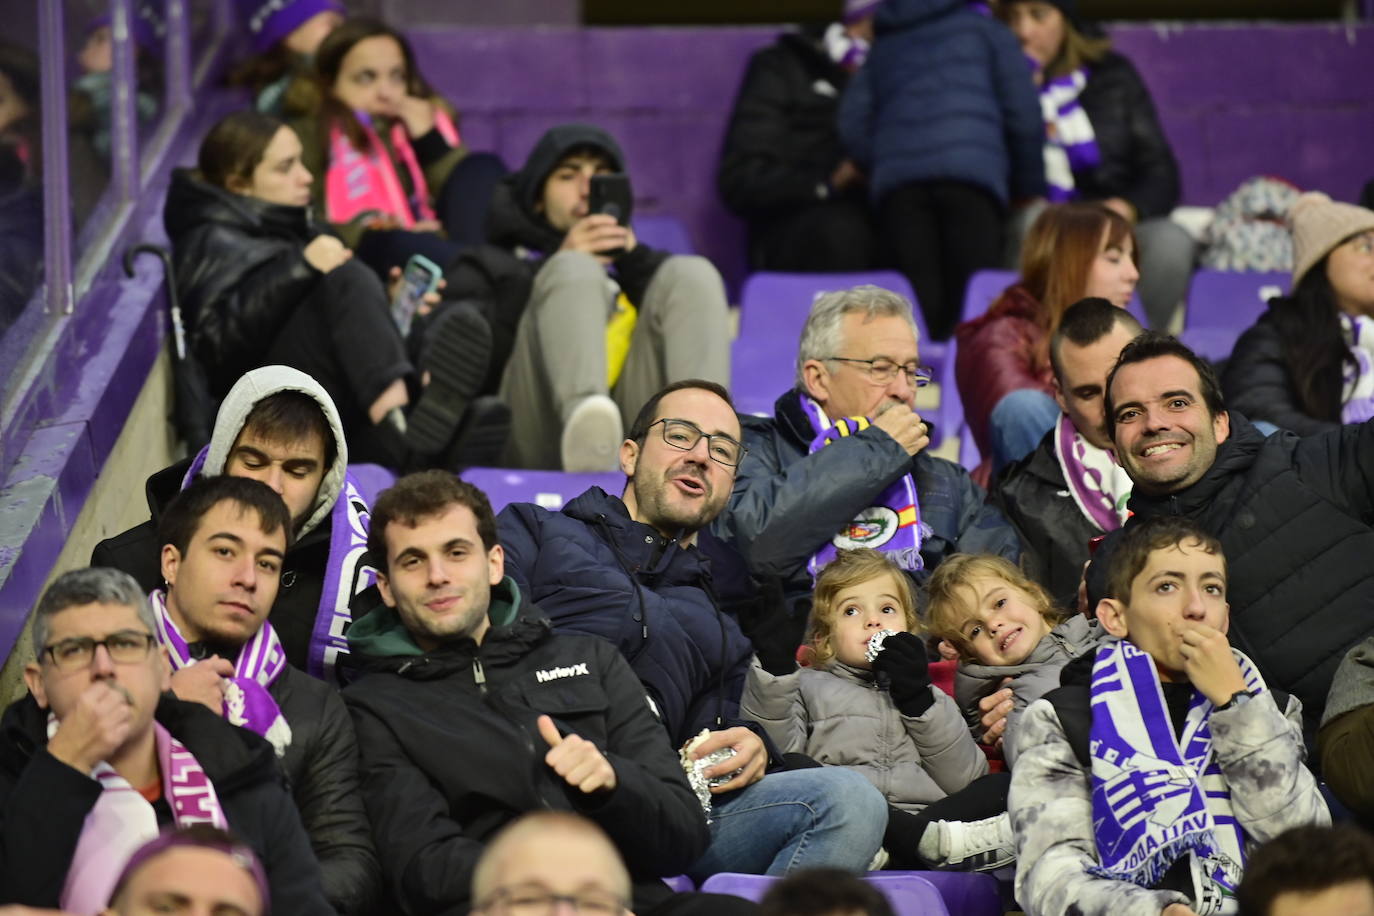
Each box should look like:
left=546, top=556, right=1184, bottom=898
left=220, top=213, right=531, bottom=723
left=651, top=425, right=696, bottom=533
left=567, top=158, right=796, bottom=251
left=838, top=0, right=1045, bottom=206
left=498, top=488, right=755, bottom=750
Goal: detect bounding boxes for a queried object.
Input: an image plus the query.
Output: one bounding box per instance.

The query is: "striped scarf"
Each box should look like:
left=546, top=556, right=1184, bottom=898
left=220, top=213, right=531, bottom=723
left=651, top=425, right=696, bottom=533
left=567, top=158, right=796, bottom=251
left=323, top=107, right=460, bottom=228
left=1053, top=413, right=1131, bottom=532
left=1089, top=639, right=1264, bottom=913
left=1341, top=313, right=1374, bottom=424
left=1039, top=67, right=1101, bottom=202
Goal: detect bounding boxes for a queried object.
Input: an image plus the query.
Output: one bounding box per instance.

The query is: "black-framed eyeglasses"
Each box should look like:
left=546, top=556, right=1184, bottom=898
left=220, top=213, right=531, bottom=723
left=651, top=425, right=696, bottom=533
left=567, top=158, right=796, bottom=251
left=474, top=886, right=628, bottom=915
left=42, top=630, right=157, bottom=672
left=824, top=357, right=932, bottom=388
left=647, top=418, right=747, bottom=468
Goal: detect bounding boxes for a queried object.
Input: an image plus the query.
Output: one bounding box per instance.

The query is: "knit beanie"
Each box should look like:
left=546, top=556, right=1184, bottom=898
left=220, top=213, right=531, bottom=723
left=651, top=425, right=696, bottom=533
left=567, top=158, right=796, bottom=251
left=842, top=0, right=884, bottom=23
left=512, top=123, right=626, bottom=220
left=1288, top=191, right=1374, bottom=290
left=85, top=1, right=167, bottom=58
left=1000, top=0, right=1084, bottom=30
left=236, top=0, right=345, bottom=55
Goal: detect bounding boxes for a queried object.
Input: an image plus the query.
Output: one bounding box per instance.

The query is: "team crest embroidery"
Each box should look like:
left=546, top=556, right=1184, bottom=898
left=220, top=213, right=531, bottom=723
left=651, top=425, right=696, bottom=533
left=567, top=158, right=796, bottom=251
left=832, top=507, right=901, bottom=549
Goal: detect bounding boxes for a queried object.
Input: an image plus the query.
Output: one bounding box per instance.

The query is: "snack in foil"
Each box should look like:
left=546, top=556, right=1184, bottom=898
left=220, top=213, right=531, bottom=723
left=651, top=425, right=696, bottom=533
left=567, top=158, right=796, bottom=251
left=679, top=729, right=741, bottom=817
left=865, top=628, right=901, bottom=664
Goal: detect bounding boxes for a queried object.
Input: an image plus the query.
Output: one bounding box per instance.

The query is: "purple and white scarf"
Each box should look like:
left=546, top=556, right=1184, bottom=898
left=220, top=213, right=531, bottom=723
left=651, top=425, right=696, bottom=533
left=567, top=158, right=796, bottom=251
left=1038, top=66, right=1101, bottom=202
left=151, top=590, right=293, bottom=758
left=823, top=21, right=870, bottom=71
left=1089, top=640, right=1264, bottom=913
left=801, top=393, right=925, bottom=578
left=1341, top=314, right=1374, bottom=424
left=58, top=718, right=228, bottom=913
left=181, top=445, right=375, bottom=681
left=1053, top=414, right=1131, bottom=532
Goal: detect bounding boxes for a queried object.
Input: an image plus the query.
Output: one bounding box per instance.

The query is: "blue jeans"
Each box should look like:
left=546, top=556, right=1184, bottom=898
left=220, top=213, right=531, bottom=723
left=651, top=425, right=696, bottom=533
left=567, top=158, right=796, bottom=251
left=988, top=388, right=1061, bottom=474
left=686, top=767, right=887, bottom=881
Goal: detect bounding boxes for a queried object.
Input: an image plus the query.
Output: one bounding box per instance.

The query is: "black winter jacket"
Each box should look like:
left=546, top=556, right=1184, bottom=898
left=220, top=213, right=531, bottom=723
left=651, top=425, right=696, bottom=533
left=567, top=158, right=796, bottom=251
left=342, top=585, right=708, bottom=915
left=1074, top=52, right=1180, bottom=220
left=0, top=694, right=333, bottom=914
left=91, top=458, right=335, bottom=671
left=163, top=168, right=327, bottom=398
left=717, top=28, right=852, bottom=221
left=1085, top=415, right=1374, bottom=731
left=498, top=488, right=756, bottom=751
left=991, top=428, right=1103, bottom=609
left=1221, top=312, right=1340, bottom=438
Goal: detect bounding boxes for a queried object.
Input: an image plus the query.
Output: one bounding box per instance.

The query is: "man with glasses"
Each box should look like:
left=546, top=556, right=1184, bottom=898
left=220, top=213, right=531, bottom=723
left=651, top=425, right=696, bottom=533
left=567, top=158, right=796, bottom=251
left=499, top=380, right=888, bottom=885
left=0, top=567, right=330, bottom=914
left=714, top=285, right=1019, bottom=671
left=470, top=813, right=636, bottom=916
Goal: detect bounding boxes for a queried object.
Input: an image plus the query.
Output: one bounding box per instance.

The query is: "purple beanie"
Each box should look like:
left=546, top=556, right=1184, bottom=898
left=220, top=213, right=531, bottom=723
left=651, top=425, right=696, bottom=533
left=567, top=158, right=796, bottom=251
left=85, top=0, right=168, bottom=59
left=108, top=826, right=271, bottom=914
left=842, top=0, right=884, bottom=23
left=236, top=0, right=345, bottom=55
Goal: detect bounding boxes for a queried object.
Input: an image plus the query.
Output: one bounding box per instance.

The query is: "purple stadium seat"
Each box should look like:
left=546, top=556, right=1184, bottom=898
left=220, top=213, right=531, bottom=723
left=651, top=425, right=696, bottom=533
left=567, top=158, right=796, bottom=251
left=698, top=873, right=775, bottom=901
left=662, top=875, right=695, bottom=893
left=1180, top=269, right=1288, bottom=360
left=960, top=270, right=1019, bottom=325
left=634, top=214, right=696, bottom=255
left=869, top=871, right=999, bottom=916
left=458, top=467, right=625, bottom=513
left=701, top=872, right=952, bottom=915
left=350, top=463, right=397, bottom=505
left=732, top=271, right=956, bottom=450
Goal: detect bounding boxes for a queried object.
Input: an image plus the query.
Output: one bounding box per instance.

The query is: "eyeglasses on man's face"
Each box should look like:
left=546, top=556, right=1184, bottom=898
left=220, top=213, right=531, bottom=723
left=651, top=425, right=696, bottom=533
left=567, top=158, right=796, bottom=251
left=474, top=886, right=628, bottom=915
left=42, top=630, right=157, bottom=672
left=647, top=418, right=747, bottom=468
left=825, top=357, right=932, bottom=388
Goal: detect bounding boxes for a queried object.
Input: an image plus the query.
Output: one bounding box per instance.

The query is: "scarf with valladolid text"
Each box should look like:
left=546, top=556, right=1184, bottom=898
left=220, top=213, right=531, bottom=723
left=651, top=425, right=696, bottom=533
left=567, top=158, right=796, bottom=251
left=1340, top=313, right=1374, bottom=424
left=800, top=392, right=924, bottom=578
left=58, top=717, right=228, bottom=914
left=1053, top=413, right=1131, bottom=532
left=1039, top=66, right=1101, bottom=202
left=151, top=590, right=293, bottom=758
left=1089, top=639, right=1264, bottom=913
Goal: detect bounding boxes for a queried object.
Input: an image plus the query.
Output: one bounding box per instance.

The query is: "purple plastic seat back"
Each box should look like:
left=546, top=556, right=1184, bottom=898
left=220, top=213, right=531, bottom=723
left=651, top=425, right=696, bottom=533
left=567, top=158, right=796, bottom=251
left=634, top=214, right=696, bottom=255
left=869, top=870, right=999, bottom=916
left=961, top=270, right=1019, bottom=325
left=697, top=872, right=775, bottom=902
left=662, top=875, right=695, bottom=894
left=350, top=463, right=398, bottom=505
left=1180, top=269, right=1288, bottom=360
left=458, top=467, right=625, bottom=513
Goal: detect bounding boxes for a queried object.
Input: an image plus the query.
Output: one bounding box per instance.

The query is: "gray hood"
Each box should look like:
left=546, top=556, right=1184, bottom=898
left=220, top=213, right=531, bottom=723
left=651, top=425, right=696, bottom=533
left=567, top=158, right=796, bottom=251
left=202, top=365, right=348, bottom=539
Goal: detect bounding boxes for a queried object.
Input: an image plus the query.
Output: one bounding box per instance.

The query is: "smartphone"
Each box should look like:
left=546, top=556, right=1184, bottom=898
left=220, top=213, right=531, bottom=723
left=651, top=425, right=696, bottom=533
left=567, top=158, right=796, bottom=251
left=588, top=173, right=634, bottom=257
left=390, top=253, right=443, bottom=337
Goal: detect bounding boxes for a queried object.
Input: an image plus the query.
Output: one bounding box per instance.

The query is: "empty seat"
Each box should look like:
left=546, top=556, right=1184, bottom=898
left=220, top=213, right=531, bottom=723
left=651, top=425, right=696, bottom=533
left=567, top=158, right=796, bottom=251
left=1181, top=269, right=1288, bottom=361
left=633, top=214, right=696, bottom=255
left=458, top=467, right=625, bottom=513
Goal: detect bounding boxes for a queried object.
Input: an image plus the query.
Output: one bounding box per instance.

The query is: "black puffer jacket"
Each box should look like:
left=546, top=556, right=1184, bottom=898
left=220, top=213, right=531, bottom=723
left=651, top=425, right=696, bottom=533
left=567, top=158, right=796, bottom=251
left=716, top=28, right=851, bottom=221
left=0, top=694, right=333, bottom=914
left=1221, top=312, right=1340, bottom=438
left=343, top=581, right=708, bottom=915
left=990, top=429, right=1103, bottom=609
left=1074, top=52, right=1180, bottom=220
left=163, top=168, right=323, bottom=397
left=1085, top=415, right=1374, bottom=731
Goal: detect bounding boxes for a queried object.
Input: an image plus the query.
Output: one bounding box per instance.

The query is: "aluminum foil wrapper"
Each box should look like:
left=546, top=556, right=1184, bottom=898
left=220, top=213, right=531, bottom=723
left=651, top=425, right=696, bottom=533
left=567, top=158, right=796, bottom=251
left=680, top=729, right=740, bottom=819
left=865, top=628, right=901, bottom=664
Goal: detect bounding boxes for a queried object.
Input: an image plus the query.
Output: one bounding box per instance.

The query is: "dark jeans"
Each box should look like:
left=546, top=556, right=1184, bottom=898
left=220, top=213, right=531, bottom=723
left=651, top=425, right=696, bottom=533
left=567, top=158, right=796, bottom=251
left=880, top=180, right=1004, bottom=341
left=263, top=258, right=412, bottom=464
left=882, top=771, right=1012, bottom=869
left=753, top=193, right=879, bottom=273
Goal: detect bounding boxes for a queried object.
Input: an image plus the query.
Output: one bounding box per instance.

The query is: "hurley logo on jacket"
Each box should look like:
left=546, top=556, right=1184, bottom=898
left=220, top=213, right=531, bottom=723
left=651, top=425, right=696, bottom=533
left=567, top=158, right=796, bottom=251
left=535, top=663, right=590, bottom=683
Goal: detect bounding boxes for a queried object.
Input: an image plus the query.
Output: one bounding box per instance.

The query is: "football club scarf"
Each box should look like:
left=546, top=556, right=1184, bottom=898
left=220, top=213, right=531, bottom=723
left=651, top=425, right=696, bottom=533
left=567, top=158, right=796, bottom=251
left=1340, top=313, right=1374, bottom=424
left=324, top=107, right=460, bottom=228
left=1039, top=66, right=1101, bottom=202
left=58, top=718, right=228, bottom=913
left=151, top=590, right=293, bottom=758
left=1089, top=639, right=1264, bottom=913
left=1053, top=413, right=1131, bottom=532
left=800, top=392, right=924, bottom=578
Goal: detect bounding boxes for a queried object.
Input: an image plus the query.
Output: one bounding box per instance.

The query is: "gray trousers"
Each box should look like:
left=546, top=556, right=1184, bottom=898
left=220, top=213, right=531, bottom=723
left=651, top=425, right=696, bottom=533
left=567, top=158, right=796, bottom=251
left=499, top=250, right=731, bottom=469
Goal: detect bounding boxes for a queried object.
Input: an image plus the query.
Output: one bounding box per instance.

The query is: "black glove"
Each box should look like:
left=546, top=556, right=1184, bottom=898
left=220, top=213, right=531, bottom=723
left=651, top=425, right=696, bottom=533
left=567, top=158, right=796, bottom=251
left=872, top=631, right=934, bottom=717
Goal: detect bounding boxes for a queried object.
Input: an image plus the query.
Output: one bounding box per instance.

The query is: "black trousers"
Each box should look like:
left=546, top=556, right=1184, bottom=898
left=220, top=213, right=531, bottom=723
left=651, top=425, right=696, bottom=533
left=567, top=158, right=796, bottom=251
left=880, top=180, right=1005, bottom=341
left=881, top=771, right=1012, bottom=869
left=263, top=258, right=412, bottom=464
left=753, top=193, right=880, bottom=273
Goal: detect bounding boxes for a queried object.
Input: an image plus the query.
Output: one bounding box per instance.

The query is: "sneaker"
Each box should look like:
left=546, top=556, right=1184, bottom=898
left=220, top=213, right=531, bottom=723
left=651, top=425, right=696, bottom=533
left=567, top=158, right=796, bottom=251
left=866, top=846, right=890, bottom=872
left=921, top=812, right=1015, bottom=872
left=406, top=305, right=492, bottom=458
left=560, top=394, right=623, bottom=472
left=443, top=395, right=512, bottom=471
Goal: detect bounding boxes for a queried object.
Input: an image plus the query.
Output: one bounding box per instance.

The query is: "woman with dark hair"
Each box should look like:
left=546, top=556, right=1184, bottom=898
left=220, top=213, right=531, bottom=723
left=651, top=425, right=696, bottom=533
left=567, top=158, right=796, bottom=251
left=166, top=110, right=495, bottom=468
left=1222, top=193, right=1374, bottom=435
left=955, top=202, right=1139, bottom=472
left=998, top=0, right=1193, bottom=330
left=286, top=17, right=504, bottom=275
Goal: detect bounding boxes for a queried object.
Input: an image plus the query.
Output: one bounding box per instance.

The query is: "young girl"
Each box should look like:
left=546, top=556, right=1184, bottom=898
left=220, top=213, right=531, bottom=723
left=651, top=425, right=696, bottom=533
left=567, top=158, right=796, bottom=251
left=743, top=548, right=1013, bottom=871
left=927, top=553, right=1104, bottom=765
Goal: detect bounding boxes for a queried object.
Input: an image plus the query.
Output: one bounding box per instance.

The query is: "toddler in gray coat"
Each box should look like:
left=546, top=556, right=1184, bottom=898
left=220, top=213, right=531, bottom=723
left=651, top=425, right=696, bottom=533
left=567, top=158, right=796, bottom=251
left=743, top=549, right=1014, bottom=871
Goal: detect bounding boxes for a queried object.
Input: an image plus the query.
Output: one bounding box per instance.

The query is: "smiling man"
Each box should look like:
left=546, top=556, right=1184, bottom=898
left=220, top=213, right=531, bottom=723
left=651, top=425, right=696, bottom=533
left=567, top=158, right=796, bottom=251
left=499, top=380, right=889, bottom=885
left=150, top=474, right=378, bottom=914
left=0, top=567, right=330, bottom=914
left=1083, top=331, right=1374, bottom=735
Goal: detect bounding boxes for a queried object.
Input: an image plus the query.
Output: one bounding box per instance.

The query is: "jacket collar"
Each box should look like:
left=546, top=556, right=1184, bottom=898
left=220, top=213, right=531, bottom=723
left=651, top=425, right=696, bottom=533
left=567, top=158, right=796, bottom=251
left=561, top=487, right=710, bottom=582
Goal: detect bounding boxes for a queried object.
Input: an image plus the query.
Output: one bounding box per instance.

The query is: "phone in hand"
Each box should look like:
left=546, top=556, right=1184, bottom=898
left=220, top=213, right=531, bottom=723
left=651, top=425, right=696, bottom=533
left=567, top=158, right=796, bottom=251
left=390, top=253, right=443, bottom=337
left=588, top=173, right=634, bottom=257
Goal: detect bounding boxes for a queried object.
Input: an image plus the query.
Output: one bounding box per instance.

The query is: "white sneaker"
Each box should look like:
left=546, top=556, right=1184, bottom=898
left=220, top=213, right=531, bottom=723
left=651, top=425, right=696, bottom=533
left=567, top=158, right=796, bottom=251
left=920, top=812, right=1015, bottom=872
left=560, top=395, right=623, bottom=472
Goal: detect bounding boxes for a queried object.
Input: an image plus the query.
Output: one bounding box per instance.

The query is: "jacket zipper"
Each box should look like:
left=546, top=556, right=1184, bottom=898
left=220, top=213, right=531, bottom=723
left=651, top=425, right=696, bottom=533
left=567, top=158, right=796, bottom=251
left=473, top=657, right=487, bottom=697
